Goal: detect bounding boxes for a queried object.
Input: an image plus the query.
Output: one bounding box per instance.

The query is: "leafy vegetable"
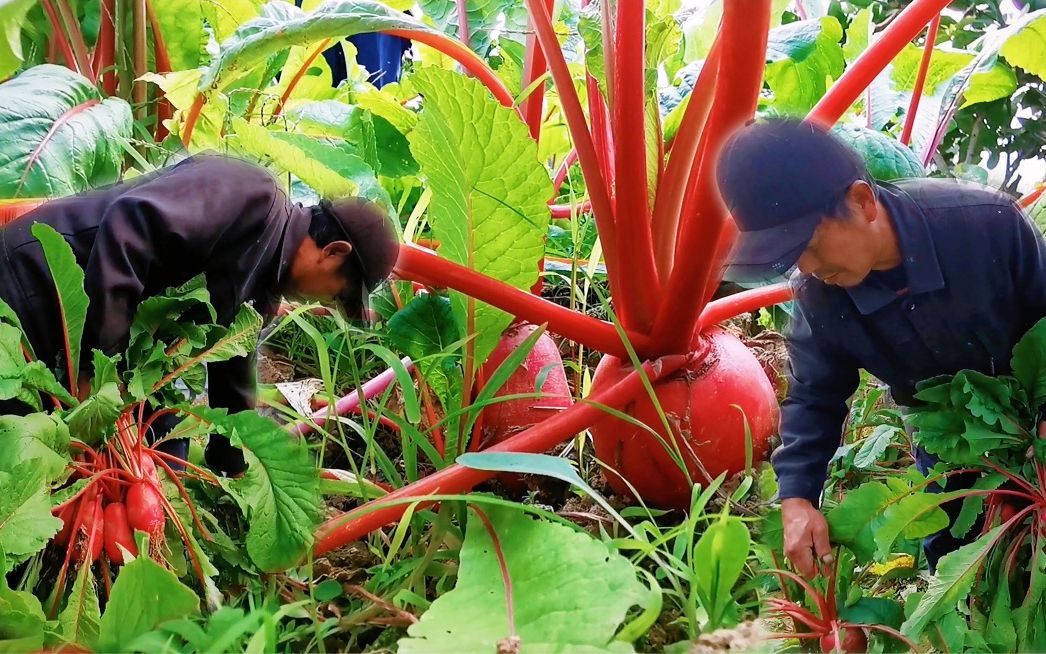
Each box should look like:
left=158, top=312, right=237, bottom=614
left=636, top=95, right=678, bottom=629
left=832, top=124, right=926, bottom=181
left=0, top=65, right=132, bottom=198
left=765, top=17, right=846, bottom=115
left=0, top=461, right=63, bottom=569
left=399, top=506, right=645, bottom=653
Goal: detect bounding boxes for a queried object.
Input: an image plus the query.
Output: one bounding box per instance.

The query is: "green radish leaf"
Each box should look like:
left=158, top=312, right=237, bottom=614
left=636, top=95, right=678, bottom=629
left=985, top=568, right=1017, bottom=653
left=0, top=65, right=132, bottom=198
left=58, top=561, right=102, bottom=648
left=96, top=554, right=200, bottom=652
left=388, top=293, right=462, bottom=412
left=831, top=124, right=925, bottom=181
left=873, top=491, right=954, bottom=560
left=764, top=16, right=845, bottom=115
left=63, top=382, right=123, bottom=446
left=408, top=66, right=552, bottom=369
left=152, top=0, right=206, bottom=70
left=0, top=296, right=32, bottom=357
left=0, top=544, right=48, bottom=652
left=31, top=223, right=88, bottom=386
left=0, top=0, right=35, bottom=80
left=999, top=12, right=1046, bottom=81
left=853, top=424, right=900, bottom=469
left=693, top=514, right=751, bottom=629
left=417, top=0, right=516, bottom=53
left=201, top=0, right=439, bottom=92
left=901, top=525, right=1004, bottom=639
left=0, top=413, right=69, bottom=481
left=842, top=7, right=872, bottom=64
left=221, top=412, right=321, bottom=572
left=839, top=597, right=905, bottom=630
left=20, top=361, right=77, bottom=407
left=826, top=481, right=896, bottom=563
left=0, top=461, right=63, bottom=569
left=1012, top=316, right=1046, bottom=410
left=398, top=506, right=644, bottom=653
left=90, top=350, right=121, bottom=393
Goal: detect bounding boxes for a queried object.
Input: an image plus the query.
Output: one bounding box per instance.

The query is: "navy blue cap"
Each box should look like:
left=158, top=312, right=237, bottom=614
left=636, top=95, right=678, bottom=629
left=716, top=118, right=864, bottom=282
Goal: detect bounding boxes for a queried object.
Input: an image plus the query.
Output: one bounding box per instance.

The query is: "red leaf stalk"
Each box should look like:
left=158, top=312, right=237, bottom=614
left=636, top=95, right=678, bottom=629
left=39, top=0, right=78, bottom=73
left=311, top=354, right=691, bottom=556
left=651, top=40, right=721, bottom=279
left=455, top=0, right=470, bottom=46
left=649, top=0, right=771, bottom=356
left=611, top=1, right=659, bottom=331
left=900, top=12, right=942, bottom=146
left=93, top=0, right=118, bottom=95
left=521, top=0, right=555, bottom=140
left=523, top=0, right=618, bottom=271
left=145, top=0, right=173, bottom=140
left=394, top=244, right=650, bottom=357
left=55, top=0, right=92, bottom=76
left=807, top=0, right=954, bottom=128
left=274, top=38, right=333, bottom=117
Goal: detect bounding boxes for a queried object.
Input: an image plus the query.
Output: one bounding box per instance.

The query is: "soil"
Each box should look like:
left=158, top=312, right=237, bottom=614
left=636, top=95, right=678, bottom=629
left=312, top=542, right=379, bottom=585
left=687, top=621, right=772, bottom=653
left=257, top=350, right=296, bottom=384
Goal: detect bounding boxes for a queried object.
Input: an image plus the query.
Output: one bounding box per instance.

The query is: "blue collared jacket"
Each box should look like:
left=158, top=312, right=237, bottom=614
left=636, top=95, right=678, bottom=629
left=776, top=178, right=1046, bottom=503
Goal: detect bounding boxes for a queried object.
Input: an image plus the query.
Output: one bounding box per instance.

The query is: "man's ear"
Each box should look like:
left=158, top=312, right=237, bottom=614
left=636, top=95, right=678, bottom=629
left=322, top=240, right=353, bottom=259
left=848, top=180, right=878, bottom=222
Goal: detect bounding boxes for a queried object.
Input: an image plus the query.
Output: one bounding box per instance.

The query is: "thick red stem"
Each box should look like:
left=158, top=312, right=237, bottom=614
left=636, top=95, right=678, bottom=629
left=395, top=244, right=649, bottom=358
left=455, top=0, right=469, bottom=46
left=521, top=2, right=554, bottom=141
left=55, top=0, right=92, bottom=76
left=274, top=38, right=332, bottom=117
left=808, top=0, right=954, bottom=127
left=651, top=41, right=721, bottom=279
left=93, top=0, right=117, bottom=95
left=145, top=0, right=172, bottom=140
left=649, top=0, right=771, bottom=355
left=288, top=357, right=413, bottom=437
left=39, top=0, right=78, bottom=73
left=611, top=1, right=658, bottom=331
left=697, top=283, right=792, bottom=332
left=552, top=149, right=578, bottom=195
left=312, top=354, right=690, bottom=555
left=900, top=13, right=942, bottom=146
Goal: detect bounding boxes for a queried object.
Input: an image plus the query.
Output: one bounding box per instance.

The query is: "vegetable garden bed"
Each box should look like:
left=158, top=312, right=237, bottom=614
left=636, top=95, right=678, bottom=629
left=1, top=0, right=1045, bottom=652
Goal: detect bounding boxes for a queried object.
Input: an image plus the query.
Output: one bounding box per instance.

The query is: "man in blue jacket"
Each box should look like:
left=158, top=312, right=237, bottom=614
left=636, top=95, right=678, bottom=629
left=716, top=118, right=1046, bottom=577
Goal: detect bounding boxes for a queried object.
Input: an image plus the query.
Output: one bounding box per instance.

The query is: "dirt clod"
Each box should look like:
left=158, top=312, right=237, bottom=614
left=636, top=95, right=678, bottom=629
left=688, top=621, right=771, bottom=654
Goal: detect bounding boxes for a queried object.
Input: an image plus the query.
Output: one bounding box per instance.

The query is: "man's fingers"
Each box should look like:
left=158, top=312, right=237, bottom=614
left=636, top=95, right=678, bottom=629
left=812, top=521, right=832, bottom=559
left=786, top=537, right=817, bottom=578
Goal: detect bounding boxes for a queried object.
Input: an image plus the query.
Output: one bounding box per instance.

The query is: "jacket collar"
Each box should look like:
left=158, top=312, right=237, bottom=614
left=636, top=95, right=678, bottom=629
left=844, top=182, right=945, bottom=315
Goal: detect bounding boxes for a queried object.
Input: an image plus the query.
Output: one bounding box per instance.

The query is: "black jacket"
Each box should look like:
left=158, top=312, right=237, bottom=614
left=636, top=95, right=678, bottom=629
left=0, top=154, right=309, bottom=412
left=776, top=179, right=1046, bottom=503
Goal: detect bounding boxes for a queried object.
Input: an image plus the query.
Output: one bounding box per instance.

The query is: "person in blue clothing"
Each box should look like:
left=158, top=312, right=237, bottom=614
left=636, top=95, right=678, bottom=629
left=715, top=118, right=1046, bottom=578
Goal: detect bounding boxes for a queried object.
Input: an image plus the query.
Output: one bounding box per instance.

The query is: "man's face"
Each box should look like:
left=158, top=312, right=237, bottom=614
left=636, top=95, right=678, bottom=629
left=288, top=241, right=357, bottom=301
left=794, top=193, right=879, bottom=288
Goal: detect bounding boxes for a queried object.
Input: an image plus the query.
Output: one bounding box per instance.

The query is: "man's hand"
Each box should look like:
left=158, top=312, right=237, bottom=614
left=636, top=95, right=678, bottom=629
left=782, top=497, right=833, bottom=579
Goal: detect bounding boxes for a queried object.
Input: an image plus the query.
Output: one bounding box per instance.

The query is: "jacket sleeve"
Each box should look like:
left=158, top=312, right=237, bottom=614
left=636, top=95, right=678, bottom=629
left=81, top=155, right=279, bottom=372
left=774, top=290, right=861, bottom=505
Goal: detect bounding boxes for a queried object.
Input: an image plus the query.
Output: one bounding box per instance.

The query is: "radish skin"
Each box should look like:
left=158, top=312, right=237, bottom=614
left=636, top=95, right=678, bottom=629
left=126, top=482, right=165, bottom=536
left=820, top=627, right=868, bottom=653
left=103, top=502, right=138, bottom=564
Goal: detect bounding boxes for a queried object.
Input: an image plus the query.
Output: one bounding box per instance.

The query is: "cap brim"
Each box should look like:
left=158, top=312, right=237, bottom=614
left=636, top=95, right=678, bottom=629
left=722, top=213, right=820, bottom=283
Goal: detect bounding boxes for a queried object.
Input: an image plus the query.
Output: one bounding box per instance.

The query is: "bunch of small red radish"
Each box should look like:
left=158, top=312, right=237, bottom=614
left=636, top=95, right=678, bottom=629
left=765, top=561, right=918, bottom=654
left=49, top=407, right=219, bottom=612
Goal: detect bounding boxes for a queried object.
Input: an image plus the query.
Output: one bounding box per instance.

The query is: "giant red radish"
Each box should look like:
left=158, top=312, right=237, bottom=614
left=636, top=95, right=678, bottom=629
left=103, top=502, right=138, bottom=565
left=589, top=328, right=778, bottom=510
left=479, top=322, right=574, bottom=447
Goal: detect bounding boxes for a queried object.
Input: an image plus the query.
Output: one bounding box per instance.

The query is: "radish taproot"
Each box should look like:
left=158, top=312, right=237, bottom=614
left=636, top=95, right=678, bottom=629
left=590, top=328, right=778, bottom=510
left=820, top=627, right=868, bottom=653
left=103, top=502, right=138, bottom=564
left=126, top=481, right=165, bottom=536
left=72, top=499, right=103, bottom=564
left=479, top=322, right=573, bottom=447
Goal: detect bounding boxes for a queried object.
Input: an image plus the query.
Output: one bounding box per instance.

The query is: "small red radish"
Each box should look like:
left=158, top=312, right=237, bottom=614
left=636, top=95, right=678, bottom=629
left=125, top=482, right=165, bottom=536
left=138, top=450, right=158, bottom=482
left=820, top=627, right=868, bottom=653
left=72, top=500, right=103, bottom=564
left=54, top=502, right=76, bottom=547
left=102, top=502, right=138, bottom=565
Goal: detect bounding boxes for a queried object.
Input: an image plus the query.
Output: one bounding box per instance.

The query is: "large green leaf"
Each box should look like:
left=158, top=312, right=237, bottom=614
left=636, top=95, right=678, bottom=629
left=63, top=382, right=123, bottom=446
left=999, top=12, right=1046, bottom=81
left=58, top=562, right=101, bottom=649
left=764, top=16, right=845, bottom=115
left=32, top=223, right=88, bottom=385
left=201, top=0, right=438, bottom=92
left=0, top=544, right=48, bottom=653
left=417, top=0, right=515, bottom=54
left=901, top=526, right=1004, bottom=639
left=0, top=461, right=63, bottom=569
left=0, top=0, right=35, bottom=79
left=153, top=0, right=206, bottom=70
left=96, top=554, right=200, bottom=652
left=831, top=124, right=925, bottom=181
left=398, top=506, right=644, bottom=653
left=826, top=481, right=895, bottom=563
left=0, top=65, right=131, bottom=199
left=872, top=492, right=952, bottom=560
left=0, top=413, right=69, bottom=481
left=408, top=67, right=551, bottom=368
left=389, top=293, right=462, bottom=409
left=1012, top=316, right=1046, bottom=409
left=222, top=412, right=321, bottom=572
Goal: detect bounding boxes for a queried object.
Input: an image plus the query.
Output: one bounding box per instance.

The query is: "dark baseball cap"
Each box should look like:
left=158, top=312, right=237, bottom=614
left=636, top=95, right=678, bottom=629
left=316, top=198, right=400, bottom=320
left=716, top=118, right=865, bottom=282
